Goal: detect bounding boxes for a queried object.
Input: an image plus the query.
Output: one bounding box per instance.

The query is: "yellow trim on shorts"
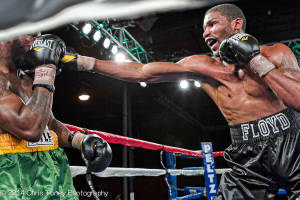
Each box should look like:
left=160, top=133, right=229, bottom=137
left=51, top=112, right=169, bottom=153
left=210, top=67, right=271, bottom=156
left=0, top=131, right=58, bottom=155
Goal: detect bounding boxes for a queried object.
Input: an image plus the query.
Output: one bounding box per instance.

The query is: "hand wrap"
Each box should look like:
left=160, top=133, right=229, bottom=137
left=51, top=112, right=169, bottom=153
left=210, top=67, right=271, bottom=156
left=249, top=54, right=276, bottom=77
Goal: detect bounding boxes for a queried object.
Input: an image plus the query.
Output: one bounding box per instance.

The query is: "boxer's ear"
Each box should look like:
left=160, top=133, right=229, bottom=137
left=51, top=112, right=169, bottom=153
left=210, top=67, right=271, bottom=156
left=233, top=18, right=243, bottom=32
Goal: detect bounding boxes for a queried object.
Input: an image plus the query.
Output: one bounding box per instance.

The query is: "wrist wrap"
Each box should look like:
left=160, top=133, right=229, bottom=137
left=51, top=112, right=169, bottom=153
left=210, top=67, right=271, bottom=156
left=249, top=55, right=276, bottom=77
left=77, top=55, right=96, bottom=71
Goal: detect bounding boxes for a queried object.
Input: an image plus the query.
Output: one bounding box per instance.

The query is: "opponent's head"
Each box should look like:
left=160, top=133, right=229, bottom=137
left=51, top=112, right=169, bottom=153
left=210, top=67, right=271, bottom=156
left=11, top=32, right=40, bottom=69
left=203, top=4, right=246, bottom=57
left=0, top=40, right=13, bottom=60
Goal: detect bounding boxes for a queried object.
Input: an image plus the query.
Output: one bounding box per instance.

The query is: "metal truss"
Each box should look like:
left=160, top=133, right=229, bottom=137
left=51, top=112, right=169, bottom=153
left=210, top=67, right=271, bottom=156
left=90, top=19, right=155, bottom=64
left=70, top=19, right=155, bottom=64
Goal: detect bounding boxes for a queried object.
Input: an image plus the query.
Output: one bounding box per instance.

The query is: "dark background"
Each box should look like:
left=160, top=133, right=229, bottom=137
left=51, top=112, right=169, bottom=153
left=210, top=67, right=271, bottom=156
left=44, top=0, right=300, bottom=199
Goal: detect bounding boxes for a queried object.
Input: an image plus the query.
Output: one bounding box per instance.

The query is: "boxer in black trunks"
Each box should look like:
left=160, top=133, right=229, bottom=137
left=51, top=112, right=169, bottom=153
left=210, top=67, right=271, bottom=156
left=60, top=4, right=300, bottom=199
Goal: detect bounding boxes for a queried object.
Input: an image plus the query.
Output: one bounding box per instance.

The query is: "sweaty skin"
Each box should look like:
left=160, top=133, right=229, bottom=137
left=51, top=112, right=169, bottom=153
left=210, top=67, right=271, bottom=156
left=90, top=11, right=300, bottom=124
left=0, top=33, right=70, bottom=146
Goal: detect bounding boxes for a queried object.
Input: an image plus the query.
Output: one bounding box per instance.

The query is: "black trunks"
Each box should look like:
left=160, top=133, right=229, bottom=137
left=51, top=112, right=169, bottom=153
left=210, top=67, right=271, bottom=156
left=215, top=108, right=300, bottom=200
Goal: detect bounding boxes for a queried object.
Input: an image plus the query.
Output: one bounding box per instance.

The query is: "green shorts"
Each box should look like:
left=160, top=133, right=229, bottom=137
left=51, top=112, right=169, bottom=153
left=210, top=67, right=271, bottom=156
left=0, top=131, right=78, bottom=200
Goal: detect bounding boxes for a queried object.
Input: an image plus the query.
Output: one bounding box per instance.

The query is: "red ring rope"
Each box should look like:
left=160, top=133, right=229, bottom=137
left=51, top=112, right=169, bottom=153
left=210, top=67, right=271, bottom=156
left=64, top=124, right=224, bottom=157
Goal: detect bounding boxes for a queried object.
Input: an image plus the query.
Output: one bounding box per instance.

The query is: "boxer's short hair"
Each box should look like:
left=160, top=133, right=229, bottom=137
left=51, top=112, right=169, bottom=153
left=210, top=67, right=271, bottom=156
left=205, top=4, right=246, bottom=31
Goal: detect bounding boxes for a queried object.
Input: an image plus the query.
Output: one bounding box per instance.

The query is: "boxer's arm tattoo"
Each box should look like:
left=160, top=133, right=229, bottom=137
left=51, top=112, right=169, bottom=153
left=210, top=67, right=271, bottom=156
left=28, top=90, right=49, bottom=116
left=280, top=52, right=300, bottom=80
left=20, top=75, right=32, bottom=87
left=0, top=73, right=12, bottom=99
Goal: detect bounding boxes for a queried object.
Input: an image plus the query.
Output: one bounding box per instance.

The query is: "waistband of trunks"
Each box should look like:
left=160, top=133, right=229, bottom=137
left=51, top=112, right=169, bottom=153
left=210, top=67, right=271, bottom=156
left=229, top=108, right=300, bottom=144
left=0, top=130, right=58, bottom=155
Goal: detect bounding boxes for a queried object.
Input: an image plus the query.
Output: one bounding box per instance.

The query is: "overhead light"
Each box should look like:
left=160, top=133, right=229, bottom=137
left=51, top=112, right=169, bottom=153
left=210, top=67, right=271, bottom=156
left=93, top=30, right=101, bottom=41
left=103, top=38, right=111, bottom=49
left=111, top=45, right=118, bottom=55
left=79, top=94, right=90, bottom=101
left=194, top=81, right=201, bottom=87
left=82, top=23, right=92, bottom=34
left=140, top=82, right=147, bottom=87
left=180, top=80, right=188, bottom=89
left=115, top=53, right=126, bottom=62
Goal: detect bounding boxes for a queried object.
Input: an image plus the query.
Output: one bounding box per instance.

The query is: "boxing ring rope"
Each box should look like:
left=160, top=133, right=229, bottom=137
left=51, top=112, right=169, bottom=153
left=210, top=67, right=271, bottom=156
left=66, top=124, right=290, bottom=199
left=64, top=124, right=224, bottom=158
left=65, top=123, right=228, bottom=200
left=70, top=166, right=231, bottom=178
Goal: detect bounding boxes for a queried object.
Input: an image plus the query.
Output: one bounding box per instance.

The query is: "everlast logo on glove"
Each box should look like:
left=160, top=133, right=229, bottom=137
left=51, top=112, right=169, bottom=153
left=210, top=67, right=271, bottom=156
left=241, top=112, right=290, bottom=141
left=241, top=36, right=248, bottom=41
left=33, top=47, right=45, bottom=51
left=30, top=39, right=54, bottom=50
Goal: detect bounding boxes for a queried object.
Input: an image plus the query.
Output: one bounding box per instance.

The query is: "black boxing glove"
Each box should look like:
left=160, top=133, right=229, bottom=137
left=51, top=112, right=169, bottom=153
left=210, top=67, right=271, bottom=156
left=24, top=34, right=66, bottom=76
left=60, top=46, right=96, bottom=71
left=220, top=33, right=275, bottom=77
left=59, top=46, right=78, bottom=71
left=218, top=36, right=238, bottom=64
left=219, top=33, right=260, bottom=65
left=81, top=134, right=112, bottom=173
left=24, top=34, right=66, bottom=92
left=25, top=34, right=66, bottom=70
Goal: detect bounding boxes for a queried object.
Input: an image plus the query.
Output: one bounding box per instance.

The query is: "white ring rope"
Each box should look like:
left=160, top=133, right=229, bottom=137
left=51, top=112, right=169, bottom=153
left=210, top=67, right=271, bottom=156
left=0, top=1, right=203, bottom=40
left=70, top=166, right=232, bottom=178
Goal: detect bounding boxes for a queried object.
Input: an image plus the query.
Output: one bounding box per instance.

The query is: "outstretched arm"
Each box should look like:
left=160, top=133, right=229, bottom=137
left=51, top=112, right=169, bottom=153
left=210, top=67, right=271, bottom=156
left=61, top=47, right=227, bottom=83
left=92, top=59, right=193, bottom=82
left=92, top=55, right=228, bottom=83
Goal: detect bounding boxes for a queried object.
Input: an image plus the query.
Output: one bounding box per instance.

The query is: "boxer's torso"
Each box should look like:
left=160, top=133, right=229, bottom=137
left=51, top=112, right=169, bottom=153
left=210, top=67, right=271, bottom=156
left=196, top=45, right=287, bottom=124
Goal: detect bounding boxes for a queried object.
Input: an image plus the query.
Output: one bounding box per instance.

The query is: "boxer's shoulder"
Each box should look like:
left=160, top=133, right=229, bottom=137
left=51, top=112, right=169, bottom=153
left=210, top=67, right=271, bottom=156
left=260, top=43, right=291, bottom=57
left=177, top=55, right=220, bottom=68
left=259, top=43, right=293, bottom=68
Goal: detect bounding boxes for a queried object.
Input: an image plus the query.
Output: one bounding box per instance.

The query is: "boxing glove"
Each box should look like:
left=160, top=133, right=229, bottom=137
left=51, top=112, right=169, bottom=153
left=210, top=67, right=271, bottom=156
left=24, top=34, right=66, bottom=73
left=81, top=134, right=112, bottom=173
left=59, top=46, right=78, bottom=71
left=220, top=33, right=275, bottom=77
left=24, top=34, right=66, bottom=91
left=219, top=33, right=260, bottom=65
left=60, top=46, right=96, bottom=71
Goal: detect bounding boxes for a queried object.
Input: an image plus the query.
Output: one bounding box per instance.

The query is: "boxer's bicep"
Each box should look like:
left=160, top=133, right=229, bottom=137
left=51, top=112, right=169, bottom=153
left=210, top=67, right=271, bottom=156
left=279, top=50, right=300, bottom=80
left=269, top=44, right=300, bottom=80
left=0, top=92, right=33, bottom=139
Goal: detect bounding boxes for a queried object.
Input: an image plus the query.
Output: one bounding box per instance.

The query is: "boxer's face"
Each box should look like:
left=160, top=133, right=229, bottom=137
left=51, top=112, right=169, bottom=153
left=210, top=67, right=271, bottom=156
left=203, top=12, right=234, bottom=57
left=11, top=32, right=40, bottom=69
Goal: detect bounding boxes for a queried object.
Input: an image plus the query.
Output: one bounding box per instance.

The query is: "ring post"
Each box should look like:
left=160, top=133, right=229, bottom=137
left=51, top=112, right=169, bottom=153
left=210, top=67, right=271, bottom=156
left=166, top=152, right=178, bottom=199
left=201, top=142, right=218, bottom=200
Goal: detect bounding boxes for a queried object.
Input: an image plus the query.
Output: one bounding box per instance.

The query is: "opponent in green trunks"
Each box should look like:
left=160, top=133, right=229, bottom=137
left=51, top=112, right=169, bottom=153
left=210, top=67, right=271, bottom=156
left=0, top=33, right=112, bottom=199
left=0, top=131, right=78, bottom=200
